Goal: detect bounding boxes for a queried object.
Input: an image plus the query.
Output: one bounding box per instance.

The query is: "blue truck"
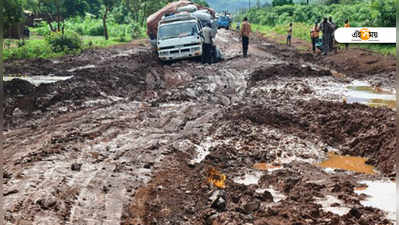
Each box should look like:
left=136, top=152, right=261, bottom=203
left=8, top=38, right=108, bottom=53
left=217, top=15, right=231, bottom=30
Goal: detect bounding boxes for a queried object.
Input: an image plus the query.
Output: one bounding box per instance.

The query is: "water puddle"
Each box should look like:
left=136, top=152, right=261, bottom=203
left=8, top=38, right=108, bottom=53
left=3, top=75, right=73, bottom=86
left=315, top=195, right=351, bottom=216
left=345, top=80, right=396, bottom=109
left=189, top=137, right=214, bottom=164
left=354, top=180, right=396, bottom=222
left=233, top=171, right=263, bottom=185
left=318, top=152, right=375, bottom=174
left=253, top=163, right=282, bottom=171
left=67, top=64, right=96, bottom=72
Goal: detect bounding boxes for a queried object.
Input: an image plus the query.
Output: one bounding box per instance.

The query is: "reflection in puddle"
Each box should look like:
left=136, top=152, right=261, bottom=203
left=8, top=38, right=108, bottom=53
left=318, top=152, right=375, bottom=174
left=354, top=180, right=396, bottom=222
left=345, top=81, right=396, bottom=109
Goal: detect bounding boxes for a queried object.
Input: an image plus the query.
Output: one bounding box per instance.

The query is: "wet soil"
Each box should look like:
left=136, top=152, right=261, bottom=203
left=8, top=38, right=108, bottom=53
left=4, top=29, right=396, bottom=225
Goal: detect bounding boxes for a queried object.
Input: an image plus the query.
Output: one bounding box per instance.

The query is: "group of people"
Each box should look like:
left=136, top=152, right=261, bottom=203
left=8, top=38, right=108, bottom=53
left=202, top=17, right=252, bottom=64
left=202, top=15, right=351, bottom=62
left=308, top=17, right=349, bottom=55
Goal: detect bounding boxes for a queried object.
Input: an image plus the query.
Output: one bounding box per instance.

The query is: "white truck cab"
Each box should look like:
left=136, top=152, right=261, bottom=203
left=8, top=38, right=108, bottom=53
left=157, top=15, right=203, bottom=61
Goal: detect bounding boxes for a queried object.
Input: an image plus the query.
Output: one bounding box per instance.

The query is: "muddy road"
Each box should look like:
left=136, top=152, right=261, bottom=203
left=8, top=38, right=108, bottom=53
left=4, top=30, right=396, bottom=225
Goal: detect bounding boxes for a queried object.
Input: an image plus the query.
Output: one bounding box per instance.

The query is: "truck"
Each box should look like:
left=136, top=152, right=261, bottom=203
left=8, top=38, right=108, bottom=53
left=157, top=14, right=204, bottom=61
left=217, top=15, right=231, bottom=30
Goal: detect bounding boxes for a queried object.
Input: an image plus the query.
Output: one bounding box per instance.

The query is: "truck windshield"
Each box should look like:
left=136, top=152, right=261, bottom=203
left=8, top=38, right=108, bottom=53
left=158, top=22, right=198, bottom=40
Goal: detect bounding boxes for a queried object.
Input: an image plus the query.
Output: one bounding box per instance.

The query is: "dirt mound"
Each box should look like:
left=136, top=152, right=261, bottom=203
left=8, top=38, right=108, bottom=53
left=4, top=49, right=156, bottom=128
left=323, top=49, right=396, bottom=77
left=5, top=58, right=56, bottom=76
left=249, top=63, right=332, bottom=86
left=4, top=78, right=36, bottom=96
left=224, top=100, right=395, bottom=176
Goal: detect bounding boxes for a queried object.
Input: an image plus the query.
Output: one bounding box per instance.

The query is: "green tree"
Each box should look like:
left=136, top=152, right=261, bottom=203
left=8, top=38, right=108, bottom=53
left=272, top=0, right=293, bottom=6
left=193, top=0, right=209, bottom=7
left=323, top=0, right=339, bottom=4
left=37, top=0, right=88, bottom=32
left=371, top=0, right=395, bottom=27
left=85, top=0, right=102, bottom=16
left=1, top=0, right=24, bottom=39
left=102, top=0, right=120, bottom=40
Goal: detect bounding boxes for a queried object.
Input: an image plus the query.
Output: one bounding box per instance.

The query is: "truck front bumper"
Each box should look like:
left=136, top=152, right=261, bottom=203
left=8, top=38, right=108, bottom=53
left=158, top=45, right=202, bottom=61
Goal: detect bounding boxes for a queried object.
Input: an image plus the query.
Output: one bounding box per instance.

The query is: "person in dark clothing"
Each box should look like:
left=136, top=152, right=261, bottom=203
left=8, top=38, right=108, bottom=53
left=344, top=19, right=350, bottom=50
left=287, top=23, right=292, bottom=46
left=240, top=17, right=251, bottom=57
left=201, top=23, right=214, bottom=64
left=23, top=26, right=30, bottom=38
left=310, top=22, right=319, bottom=53
left=328, top=16, right=337, bottom=52
left=320, top=18, right=332, bottom=55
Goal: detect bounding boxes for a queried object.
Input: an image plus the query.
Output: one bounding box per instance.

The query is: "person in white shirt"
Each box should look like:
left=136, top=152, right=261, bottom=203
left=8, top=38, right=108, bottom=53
left=201, top=23, right=214, bottom=64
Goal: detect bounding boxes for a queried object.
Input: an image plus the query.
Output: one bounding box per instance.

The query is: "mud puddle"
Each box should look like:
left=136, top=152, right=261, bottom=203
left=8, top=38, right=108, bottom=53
left=3, top=75, right=73, bottom=86
left=318, top=152, right=375, bottom=174
left=345, top=80, right=396, bottom=109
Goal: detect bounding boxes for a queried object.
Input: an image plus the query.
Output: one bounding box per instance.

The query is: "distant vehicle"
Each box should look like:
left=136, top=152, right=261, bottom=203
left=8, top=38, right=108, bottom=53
left=157, top=14, right=203, bottom=61
left=217, top=15, right=231, bottom=29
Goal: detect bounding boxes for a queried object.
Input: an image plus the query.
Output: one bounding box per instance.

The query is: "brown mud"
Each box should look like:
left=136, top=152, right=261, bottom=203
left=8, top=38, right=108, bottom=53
left=4, top=29, right=396, bottom=225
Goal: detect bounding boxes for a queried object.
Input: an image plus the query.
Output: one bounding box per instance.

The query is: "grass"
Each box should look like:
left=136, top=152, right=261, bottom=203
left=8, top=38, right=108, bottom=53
left=252, top=23, right=396, bottom=56
left=3, top=16, right=147, bottom=61
left=3, top=36, right=130, bottom=60
left=3, top=32, right=136, bottom=61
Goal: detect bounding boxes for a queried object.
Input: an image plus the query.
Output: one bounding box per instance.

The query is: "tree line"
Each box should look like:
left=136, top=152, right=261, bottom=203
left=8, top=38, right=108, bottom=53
left=1, top=0, right=211, bottom=40
left=239, top=0, right=395, bottom=28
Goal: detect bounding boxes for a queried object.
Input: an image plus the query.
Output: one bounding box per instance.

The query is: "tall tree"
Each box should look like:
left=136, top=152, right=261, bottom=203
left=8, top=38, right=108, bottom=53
left=102, top=0, right=119, bottom=40
left=272, top=0, right=293, bottom=6
left=37, top=0, right=88, bottom=32
left=371, top=0, right=395, bottom=27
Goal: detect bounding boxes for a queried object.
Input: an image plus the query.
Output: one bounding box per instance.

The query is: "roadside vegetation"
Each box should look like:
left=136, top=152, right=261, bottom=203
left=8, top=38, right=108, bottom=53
left=2, top=0, right=179, bottom=60
left=238, top=0, right=396, bottom=56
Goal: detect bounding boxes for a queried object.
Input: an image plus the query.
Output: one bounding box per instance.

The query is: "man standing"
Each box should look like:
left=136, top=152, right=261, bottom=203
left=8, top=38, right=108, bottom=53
left=320, top=18, right=331, bottom=55
left=310, top=22, right=319, bottom=53
left=202, top=23, right=214, bottom=64
left=240, top=17, right=251, bottom=57
left=287, top=23, right=293, bottom=46
left=328, top=16, right=337, bottom=52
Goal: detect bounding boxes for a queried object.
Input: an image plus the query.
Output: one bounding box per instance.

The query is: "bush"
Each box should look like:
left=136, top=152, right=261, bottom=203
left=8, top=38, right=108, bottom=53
left=34, top=22, right=52, bottom=36
left=45, top=31, right=83, bottom=52
left=88, top=24, right=105, bottom=36
left=3, top=39, right=56, bottom=60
